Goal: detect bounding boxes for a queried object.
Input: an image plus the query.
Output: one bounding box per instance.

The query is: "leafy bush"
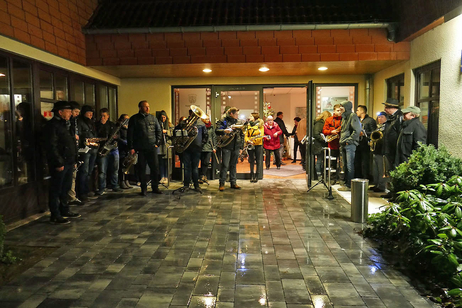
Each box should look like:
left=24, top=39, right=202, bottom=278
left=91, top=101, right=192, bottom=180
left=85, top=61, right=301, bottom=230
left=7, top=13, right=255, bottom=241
left=364, top=176, right=462, bottom=306
left=390, top=144, right=462, bottom=193
left=0, top=215, right=17, bottom=264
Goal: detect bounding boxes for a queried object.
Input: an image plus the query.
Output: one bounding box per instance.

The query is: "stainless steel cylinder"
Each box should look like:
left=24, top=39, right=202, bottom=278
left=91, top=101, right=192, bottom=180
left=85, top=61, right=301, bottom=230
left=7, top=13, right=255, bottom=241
left=351, top=179, right=369, bottom=223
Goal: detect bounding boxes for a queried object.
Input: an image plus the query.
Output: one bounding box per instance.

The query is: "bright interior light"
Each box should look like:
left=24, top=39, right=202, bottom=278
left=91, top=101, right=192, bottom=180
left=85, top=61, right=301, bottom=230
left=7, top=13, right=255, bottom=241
left=202, top=68, right=212, bottom=73
left=0, top=73, right=5, bottom=77
left=259, top=67, right=270, bottom=72
left=228, top=96, right=231, bottom=99
left=318, top=67, right=328, bottom=71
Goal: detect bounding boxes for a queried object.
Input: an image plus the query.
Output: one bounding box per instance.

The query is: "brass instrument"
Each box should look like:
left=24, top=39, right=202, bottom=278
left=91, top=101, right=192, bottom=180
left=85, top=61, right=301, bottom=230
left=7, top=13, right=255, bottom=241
left=98, top=118, right=129, bottom=157
left=217, top=121, right=248, bottom=148
left=369, top=125, right=384, bottom=152
left=85, top=137, right=107, bottom=147
left=172, top=105, right=207, bottom=153
left=245, top=135, right=268, bottom=151
left=122, top=152, right=138, bottom=174
left=300, top=135, right=307, bottom=145
left=326, top=134, right=339, bottom=143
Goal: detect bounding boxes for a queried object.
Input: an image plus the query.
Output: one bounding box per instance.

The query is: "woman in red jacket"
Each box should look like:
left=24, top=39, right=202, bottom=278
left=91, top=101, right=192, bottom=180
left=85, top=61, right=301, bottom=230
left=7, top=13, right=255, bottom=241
left=264, top=116, right=283, bottom=169
left=322, top=104, right=342, bottom=181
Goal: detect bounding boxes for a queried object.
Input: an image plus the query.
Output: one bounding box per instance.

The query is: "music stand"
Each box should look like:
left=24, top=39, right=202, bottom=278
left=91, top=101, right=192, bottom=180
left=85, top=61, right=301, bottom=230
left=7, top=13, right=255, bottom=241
left=307, top=147, right=334, bottom=200
left=171, top=161, right=203, bottom=199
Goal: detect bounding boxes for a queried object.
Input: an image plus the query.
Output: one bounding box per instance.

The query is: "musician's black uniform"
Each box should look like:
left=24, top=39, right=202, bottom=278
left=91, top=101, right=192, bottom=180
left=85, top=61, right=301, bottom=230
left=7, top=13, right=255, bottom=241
left=96, top=119, right=121, bottom=194
left=42, top=101, right=78, bottom=224
left=127, top=111, right=162, bottom=195
left=216, top=115, right=243, bottom=189
left=76, top=105, right=98, bottom=202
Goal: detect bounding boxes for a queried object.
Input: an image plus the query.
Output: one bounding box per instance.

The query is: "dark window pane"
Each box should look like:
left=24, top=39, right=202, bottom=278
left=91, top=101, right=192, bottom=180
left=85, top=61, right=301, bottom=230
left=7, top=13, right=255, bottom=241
left=431, top=67, right=440, bottom=98
left=73, top=80, right=84, bottom=105
left=99, top=85, right=108, bottom=110
left=39, top=70, right=53, bottom=99
left=428, top=101, right=439, bottom=146
left=108, top=87, right=116, bottom=121
left=85, top=83, right=95, bottom=106
left=0, top=56, right=13, bottom=187
left=419, top=71, right=430, bottom=99
left=419, top=101, right=429, bottom=130
left=55, top=75, right=67, bottom=100
left=13, top=60, right=34, bottom=184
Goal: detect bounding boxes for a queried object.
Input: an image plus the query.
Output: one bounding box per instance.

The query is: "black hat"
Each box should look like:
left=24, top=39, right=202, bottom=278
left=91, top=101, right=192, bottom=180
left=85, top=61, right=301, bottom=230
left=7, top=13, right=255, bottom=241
left=52, top=101, right=73, bottom=112
left=382, top=98, right=399, bottom=108
left=294, top=117, right=301, bottom=122
left=81, top=105, right=94, bottom=115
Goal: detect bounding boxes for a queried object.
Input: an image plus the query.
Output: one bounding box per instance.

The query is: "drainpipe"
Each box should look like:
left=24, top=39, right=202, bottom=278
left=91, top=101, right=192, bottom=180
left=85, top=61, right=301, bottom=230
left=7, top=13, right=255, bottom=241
left=365, top=74, right=372, bottom=112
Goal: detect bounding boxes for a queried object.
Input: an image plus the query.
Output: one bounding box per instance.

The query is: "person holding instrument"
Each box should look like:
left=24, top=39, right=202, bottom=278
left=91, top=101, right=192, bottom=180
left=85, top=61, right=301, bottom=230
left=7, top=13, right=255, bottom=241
left=245, top=113, right=264, bottom=183
left=199, top=116, right=217, bottom=184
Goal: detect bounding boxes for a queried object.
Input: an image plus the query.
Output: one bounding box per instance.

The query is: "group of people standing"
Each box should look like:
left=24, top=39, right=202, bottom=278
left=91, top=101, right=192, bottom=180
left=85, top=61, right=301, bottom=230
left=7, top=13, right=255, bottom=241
left=312, top=98, right=427, bottom=196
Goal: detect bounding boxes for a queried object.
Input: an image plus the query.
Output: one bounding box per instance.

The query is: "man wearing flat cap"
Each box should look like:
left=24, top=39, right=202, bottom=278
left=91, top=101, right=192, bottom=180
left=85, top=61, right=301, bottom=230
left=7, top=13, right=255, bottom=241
left=382, top=98, right=403, bottom=170
left=42, top=101, right=80, bottom=224
left=395, top=106, right=427, bottom=166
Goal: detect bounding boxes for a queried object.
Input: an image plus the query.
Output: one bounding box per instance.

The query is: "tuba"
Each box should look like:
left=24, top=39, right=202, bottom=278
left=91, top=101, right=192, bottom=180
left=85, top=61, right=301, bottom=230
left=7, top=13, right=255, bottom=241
left=172, top=105, right=206, bottom=153
left=369, top=125, right=384, bottom=152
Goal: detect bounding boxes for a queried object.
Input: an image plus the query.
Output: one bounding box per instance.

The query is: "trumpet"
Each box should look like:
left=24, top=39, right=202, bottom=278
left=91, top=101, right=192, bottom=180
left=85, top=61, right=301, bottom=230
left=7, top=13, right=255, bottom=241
left=122, top=152, right=138, bottom=174
left=85, top=137, right=107, bottom=147
left=369, top=127, right=384, bottom=152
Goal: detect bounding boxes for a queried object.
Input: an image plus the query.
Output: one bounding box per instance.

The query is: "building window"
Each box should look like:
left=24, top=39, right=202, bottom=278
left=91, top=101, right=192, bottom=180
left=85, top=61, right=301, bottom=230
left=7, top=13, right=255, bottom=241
left=0, top=55, right=13, bottom=188
left=386, top=73, right=404, bottom=106
left=414, top=61, right=440, bottom=147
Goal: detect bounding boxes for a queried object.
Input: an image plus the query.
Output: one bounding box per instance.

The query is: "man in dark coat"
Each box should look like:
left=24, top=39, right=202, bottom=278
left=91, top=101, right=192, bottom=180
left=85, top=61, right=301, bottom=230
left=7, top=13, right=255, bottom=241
left=43, top=101, right=80, bottom=224
left=274, top=111, right=291, bottom=164
left=216, top=107, right=244, bottom=191
left=395, top=106, right=427, bottom=166
left=127, top=100, right=163, bottom=196
left=339, top=101, right=361, bottom=190
left=371, top=112, right=387, bottom=192
left=354, top=105, right=377, bottom=181
left=291, top=117, right=301, bottom=163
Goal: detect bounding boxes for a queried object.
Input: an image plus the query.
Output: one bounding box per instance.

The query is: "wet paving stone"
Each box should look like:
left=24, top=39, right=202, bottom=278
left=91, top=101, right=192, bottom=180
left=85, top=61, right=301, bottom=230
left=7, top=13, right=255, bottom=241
left=0, top=180, right=437, bottom=307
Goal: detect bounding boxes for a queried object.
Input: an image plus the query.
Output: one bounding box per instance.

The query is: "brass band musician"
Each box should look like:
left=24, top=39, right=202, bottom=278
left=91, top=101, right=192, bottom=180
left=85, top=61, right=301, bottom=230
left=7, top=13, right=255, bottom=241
left=216, top=107, right=243, bottom=191
left=245, top=113, right=264, bottom=183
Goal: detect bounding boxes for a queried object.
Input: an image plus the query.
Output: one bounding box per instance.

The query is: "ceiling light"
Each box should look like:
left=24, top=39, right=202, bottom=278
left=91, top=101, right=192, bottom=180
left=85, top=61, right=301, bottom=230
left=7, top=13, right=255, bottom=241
left=318, top=67, right=328, bottom=71
left=0, top=73, right=5, bottom=77
left=202, top=68, right=212, bottom=73
left=259, top=67, right=269, bottom=72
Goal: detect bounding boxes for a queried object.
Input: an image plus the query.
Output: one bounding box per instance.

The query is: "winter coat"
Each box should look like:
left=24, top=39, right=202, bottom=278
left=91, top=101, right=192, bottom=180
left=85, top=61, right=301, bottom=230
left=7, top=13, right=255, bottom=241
left=395, top=117, right=427, bottom=166
left=216, top=116, right=244, bottom=151
left=383, top=109, right=403, bottom=166
left=158, top=120, right=173, bottom=156
left=185, top=120, right=208, bottom=152
left=296, top=118, right=307, bottom=143
left=77, top=116, right=97, bottom=148
left=245, top=119, right=265, bottom=147
left=371, top=123, right=385, bottom=155
left=96, top=120, right=117, bottom=152
left=358, top=114, right=377, bottom=148
left=263, top=122, right=282, bottom=150
left=339, top=101, right=361, bottom=147
left=118, top=126, right=129, bottom=155
left=274, top=117, right=291, bottom=144
left=291, top=125, right=299, bottom=143
left=202, top=122, right=217, bottom=152
left=322, top=115, right=342, bottom=150
left=312, top=119, right=326, bottom=155
left=127, top=112, right=162, bottom=151
left=43, top=116, right=78, bottom=169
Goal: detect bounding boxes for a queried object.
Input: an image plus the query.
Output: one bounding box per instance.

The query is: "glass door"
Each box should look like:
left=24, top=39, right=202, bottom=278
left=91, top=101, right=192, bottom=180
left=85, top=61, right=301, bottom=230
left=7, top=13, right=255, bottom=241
left=212, top=85, right=263, bottom=179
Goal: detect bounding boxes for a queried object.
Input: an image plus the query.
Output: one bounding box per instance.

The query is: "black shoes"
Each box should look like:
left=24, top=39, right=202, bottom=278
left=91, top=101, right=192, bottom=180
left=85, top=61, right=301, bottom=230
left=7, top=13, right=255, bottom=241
left=112, top=187, right=123, bottom=192
left=194, top=186, right=202, bottom=193
left=373, top=187, right=385, bottom=193
left=291, top=160, right=297, bottom=163
left=62, top=211, right=81, bottom=218
left=380, top=192, right=393, bottom=199
left=151, top=187, right=163, bottom=194
left=69, top=199, right=83, bottom=206
left=50, top=216, right=70, bottom=225
left=140, top=190, right=147, bottom=196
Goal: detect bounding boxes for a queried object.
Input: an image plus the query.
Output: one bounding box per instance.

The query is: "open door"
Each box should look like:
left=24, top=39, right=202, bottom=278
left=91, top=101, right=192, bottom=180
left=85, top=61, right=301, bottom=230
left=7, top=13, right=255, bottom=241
left=305, top=80, right=315, bottom=188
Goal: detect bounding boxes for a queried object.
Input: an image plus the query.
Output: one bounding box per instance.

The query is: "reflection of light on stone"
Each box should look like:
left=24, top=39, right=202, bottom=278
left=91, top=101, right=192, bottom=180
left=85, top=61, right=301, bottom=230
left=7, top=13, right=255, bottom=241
left=370, top=266, right=377, bottom=274
left=202, top=297, right=215, bottom=307
left=265, top=250, right=268, bottom=254
left=206, top=292, right=213, bottom=297
left=314, top=297, right=325, bottom=307
left=259, top=297, right=266, bottom=305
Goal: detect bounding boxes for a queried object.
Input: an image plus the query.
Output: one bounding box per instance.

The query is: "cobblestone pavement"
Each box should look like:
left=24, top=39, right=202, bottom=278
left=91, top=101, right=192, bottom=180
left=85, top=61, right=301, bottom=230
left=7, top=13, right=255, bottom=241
left=0, top=180, right=436, bottom=308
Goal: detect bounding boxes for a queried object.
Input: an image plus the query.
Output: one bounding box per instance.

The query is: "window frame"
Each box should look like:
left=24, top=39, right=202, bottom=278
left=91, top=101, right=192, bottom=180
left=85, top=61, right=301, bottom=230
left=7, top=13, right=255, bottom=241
left=386, top=73, right=405, bottom=106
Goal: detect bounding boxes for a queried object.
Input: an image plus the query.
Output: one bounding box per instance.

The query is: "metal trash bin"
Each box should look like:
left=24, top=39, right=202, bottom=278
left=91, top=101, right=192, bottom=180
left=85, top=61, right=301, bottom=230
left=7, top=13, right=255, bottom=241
left=351, top=178, right=369, bottom=223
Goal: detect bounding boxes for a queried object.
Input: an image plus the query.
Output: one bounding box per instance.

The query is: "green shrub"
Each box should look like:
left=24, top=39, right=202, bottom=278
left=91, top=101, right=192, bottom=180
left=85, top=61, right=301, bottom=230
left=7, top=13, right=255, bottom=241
left=390, top=144, right=462, bottom=193
left=0, top=215, right=17, bottom=264
left=364, top=176, right=462, bottom=305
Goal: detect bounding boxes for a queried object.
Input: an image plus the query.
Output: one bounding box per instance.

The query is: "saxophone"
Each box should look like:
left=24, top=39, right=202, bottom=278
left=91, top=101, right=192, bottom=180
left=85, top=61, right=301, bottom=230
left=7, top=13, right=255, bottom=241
left=369, top=124, right=384, bottom=152
left=98, top=118, right=129, bottom=157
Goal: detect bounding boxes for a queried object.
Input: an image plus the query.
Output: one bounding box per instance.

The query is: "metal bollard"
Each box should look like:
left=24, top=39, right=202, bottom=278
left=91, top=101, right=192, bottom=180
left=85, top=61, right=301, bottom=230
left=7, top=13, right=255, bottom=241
left=351, top=179, right=369, bottom=223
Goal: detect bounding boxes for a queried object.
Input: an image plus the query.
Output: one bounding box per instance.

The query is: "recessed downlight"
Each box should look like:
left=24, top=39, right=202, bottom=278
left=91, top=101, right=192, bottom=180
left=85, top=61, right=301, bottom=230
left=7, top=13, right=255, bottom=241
left=0, top=73, right=5, bottom=77
left=202, top=68, right=212, bottom=73
left=318, top=67, right=328, bottom=71
left=259, top=67, right=270, bottom=72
